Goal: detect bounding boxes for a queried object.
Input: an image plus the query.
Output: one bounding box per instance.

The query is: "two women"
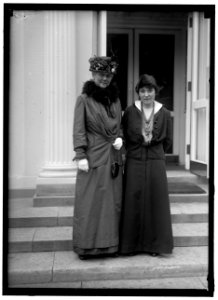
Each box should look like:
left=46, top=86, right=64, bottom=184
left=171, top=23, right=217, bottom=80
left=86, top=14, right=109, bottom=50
left=73, top=57, right=173, bottom=259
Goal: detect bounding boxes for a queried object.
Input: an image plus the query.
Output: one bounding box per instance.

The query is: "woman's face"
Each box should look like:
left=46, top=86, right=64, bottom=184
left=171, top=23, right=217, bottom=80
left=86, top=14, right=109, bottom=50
left=93, top=72, right=114, bottom=88
left=139, top=86, right=156, bottom=106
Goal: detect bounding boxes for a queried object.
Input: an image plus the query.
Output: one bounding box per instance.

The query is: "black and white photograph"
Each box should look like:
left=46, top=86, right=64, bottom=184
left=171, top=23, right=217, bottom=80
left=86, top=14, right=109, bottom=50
left=2, top=1, right=215, bottom=297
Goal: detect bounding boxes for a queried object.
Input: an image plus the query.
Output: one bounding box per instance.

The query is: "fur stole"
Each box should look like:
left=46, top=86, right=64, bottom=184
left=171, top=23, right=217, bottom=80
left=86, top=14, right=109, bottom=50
left=82, top=80, right=119, bottom=107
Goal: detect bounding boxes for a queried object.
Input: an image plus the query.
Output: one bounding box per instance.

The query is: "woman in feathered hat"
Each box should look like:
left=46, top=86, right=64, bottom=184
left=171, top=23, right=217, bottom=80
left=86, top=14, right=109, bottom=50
left=73, top=56, right=123, bottom=260
left=119, top=74, right=174, bottom=257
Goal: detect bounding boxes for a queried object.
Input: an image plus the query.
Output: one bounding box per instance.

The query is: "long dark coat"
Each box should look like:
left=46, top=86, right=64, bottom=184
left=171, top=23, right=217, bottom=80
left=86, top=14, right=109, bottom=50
left=73, top=80, right=123, bottom=256
left=119, top=101, right=174, bottom=255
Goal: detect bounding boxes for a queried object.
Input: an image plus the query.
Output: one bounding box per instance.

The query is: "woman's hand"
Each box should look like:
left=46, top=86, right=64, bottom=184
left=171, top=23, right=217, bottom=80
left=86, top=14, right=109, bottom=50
left=112, top=137, right=123, bottom=150
left=77, top=158, right=89, bottom=172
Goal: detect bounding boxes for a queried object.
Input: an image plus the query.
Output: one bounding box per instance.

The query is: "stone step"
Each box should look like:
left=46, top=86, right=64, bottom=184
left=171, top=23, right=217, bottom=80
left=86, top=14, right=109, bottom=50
left=8, top=223, right=208, bottom=253
left=9, top=226, right=73, bottom=253
left=167, top=172, right=198, bottom=182
left=9, top=202, right=208, bottom=228
left=33, top=169, right=207, bottom=207
left=33, top=195, right=75, bottom=207
left=9, top=276, right=208, bottom=290
left=170, top=194, right=208, bottom=203
left=9, top=206, right=74, bottom=228
left=8, top=246, right=208, bottom=288
left=171, top=202, right=208, bottom=223
left=33, top=193, right=208, bottom=207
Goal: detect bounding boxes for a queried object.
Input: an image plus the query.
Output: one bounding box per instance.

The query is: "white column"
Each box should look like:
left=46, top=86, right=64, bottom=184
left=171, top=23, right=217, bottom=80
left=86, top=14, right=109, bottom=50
left=98, top=11, right=107, bottom=56
left=35, top=11, right=77, bottom=197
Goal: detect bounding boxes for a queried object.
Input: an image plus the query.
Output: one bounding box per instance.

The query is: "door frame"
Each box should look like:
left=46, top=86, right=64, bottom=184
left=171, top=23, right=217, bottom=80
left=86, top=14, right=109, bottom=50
left=186, top=12, right=210, bottom=177
left=107, top=26, right=187, bottom=163
left=134, top=28, right=186, bottom=160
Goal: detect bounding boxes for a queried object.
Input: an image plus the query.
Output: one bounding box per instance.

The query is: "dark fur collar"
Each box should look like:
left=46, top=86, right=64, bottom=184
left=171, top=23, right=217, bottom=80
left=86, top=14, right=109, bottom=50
left=82, top=80, right=119, bottom=106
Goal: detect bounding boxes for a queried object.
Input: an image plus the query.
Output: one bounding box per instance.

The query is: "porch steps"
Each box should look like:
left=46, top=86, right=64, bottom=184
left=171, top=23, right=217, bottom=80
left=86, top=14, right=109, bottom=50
left=9, top=201, right=208, bottom=228
left=7, top=168, right=209, bottom=289
left=8, top=246, right=208, bottom=288
left=8, top=221, right=208, bottom=253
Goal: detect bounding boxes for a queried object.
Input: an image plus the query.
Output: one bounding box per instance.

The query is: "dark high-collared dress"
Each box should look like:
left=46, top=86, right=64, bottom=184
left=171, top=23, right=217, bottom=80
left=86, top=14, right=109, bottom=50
left=73, top=80, right=123, bottom=256
left=119, top=101, right=174, bottom=255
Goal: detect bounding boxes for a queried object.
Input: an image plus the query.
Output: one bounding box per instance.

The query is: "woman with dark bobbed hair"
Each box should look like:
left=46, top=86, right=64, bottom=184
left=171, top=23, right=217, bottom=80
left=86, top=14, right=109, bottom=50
left=119, top=74, right=174, bottom=257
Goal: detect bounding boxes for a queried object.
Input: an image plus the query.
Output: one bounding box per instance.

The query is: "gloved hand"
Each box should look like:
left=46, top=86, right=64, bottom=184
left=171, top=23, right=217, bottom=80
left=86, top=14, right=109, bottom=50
left=77, top=158, right=89, bottom=172
left=112, top=137, right=123, bottom=150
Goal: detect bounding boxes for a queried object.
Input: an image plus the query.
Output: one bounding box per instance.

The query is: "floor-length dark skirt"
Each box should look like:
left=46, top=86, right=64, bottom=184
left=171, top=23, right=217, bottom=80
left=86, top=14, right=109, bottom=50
left=119, top=158, right=173, bottom=254
left=73, top=156, right=122, bottom=256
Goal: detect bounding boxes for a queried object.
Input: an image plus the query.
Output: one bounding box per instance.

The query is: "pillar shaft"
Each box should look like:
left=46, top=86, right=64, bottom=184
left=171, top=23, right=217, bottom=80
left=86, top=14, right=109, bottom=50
left=35, top=11, right=77, bottom=201
left=40, top=11, right=77, bottom=178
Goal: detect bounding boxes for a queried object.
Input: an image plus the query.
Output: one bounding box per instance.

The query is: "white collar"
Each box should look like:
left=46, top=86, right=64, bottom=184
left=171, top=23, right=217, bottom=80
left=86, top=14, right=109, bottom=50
left=134, top=100, right=163, bottom=114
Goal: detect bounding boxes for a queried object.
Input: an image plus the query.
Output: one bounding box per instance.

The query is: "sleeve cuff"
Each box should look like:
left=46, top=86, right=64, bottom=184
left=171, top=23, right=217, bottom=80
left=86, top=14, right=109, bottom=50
left=73, top=149, right=87, bottom=161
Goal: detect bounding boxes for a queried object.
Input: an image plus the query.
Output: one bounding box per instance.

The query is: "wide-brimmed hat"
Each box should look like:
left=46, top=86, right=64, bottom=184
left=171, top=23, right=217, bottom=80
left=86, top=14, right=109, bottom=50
left=135, top=74, right=159, bottom=93
left=89, top=56, right=118, bottom=74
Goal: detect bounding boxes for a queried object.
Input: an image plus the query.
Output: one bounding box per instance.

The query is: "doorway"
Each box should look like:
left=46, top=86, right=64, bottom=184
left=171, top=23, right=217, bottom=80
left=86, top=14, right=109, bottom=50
left=107, top=28, right=186, bottom=161
left=107, top=29, right=133, bottom=111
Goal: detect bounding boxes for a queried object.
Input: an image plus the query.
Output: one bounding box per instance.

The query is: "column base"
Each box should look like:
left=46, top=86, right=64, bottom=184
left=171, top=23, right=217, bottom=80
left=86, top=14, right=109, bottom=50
left=33, top=167, right=77, bottom=207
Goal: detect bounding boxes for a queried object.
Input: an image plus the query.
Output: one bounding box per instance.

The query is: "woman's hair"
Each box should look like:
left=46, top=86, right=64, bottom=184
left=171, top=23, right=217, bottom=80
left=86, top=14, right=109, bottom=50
left=135, top=74, right=159, bottom=94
